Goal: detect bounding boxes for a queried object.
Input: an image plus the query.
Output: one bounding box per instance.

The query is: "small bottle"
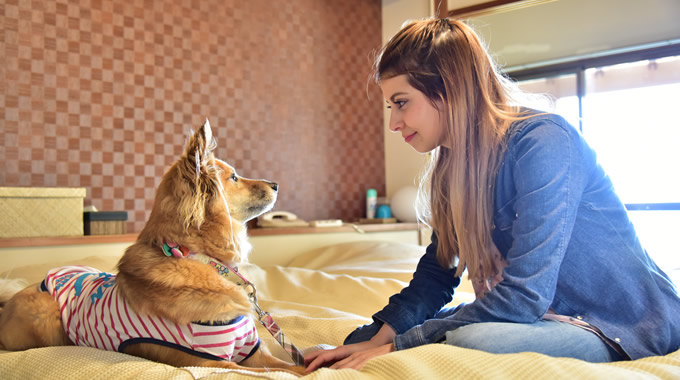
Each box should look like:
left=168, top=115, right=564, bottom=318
left=366, top=188, right=377, bottom=219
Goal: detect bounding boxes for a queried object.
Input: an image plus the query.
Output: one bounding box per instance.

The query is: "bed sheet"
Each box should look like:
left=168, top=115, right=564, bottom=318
left=1, top=240, right=678, bottom=379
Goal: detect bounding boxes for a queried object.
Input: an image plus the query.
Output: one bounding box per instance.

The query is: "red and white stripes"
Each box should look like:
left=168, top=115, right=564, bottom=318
left=44, top=266, right=259, bottom=362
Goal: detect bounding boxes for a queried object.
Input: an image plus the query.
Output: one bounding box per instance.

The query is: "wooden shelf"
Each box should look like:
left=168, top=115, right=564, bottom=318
left=0, top=233, right=139, bottom=248
left=248, top=222, right=418, bottom=236
left=0, top=223, right=419, bottom=248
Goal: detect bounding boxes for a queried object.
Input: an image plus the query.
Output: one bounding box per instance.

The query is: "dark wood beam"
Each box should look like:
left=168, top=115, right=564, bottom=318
left=448, top=0, right=519, bottom=17
left=447, top=0, right=554, bottom=18
left=436, top=0, right=448, bottom=19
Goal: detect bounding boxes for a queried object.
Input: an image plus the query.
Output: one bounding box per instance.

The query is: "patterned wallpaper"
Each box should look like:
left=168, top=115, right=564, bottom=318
left=0, top=0, right=385, bottom=232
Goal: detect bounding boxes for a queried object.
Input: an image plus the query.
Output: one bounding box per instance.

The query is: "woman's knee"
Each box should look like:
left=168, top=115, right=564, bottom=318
left=444, top=321, right=619, bottom=362
left=445, top=323, right=508, bottom=351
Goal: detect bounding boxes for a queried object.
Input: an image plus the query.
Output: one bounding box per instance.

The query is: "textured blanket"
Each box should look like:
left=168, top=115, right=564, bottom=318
left=1, top=240, right=679, bottom=379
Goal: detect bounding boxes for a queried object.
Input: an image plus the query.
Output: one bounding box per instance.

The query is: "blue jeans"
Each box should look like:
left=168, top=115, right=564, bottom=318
left=444, top=320, right=620, bottom=362
left=346, top=318, right=620, bottom=363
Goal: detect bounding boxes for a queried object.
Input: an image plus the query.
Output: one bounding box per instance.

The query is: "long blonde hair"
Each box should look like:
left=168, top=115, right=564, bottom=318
left=375, top=19, right=536, bottom=281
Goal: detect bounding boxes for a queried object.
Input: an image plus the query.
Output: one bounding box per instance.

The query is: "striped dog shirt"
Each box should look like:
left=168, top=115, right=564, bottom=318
left=42, top=266, right=260, bottom=362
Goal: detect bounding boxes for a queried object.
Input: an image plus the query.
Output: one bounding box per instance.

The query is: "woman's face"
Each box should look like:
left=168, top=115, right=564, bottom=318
left=381, top=74, right=447, bottom=153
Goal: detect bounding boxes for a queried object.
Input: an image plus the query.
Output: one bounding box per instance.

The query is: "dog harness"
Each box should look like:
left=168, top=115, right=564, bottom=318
left=42, top=266, right=260, bottom=362
left=162, top=242, right=306, bottom=366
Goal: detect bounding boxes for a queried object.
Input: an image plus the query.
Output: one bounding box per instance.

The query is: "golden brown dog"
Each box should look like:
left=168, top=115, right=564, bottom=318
left=0, top=120, right=305, bottom=375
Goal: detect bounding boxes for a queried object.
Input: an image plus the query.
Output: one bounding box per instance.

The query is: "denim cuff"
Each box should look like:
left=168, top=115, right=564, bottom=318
left=393, top=325, right=426, bottom=351
left=373, top=302, right=420, bottom=335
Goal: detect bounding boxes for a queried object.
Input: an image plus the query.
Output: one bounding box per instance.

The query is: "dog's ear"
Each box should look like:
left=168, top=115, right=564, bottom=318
left=180, top=118, right=218, bottom=184
left=185, top=118, right=216, bottom=172
left=175, top=119, right=220, bottom=230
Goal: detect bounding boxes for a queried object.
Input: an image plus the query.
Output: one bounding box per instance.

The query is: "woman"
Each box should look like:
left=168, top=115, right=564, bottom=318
left=305, top=18, right=680, bottom=372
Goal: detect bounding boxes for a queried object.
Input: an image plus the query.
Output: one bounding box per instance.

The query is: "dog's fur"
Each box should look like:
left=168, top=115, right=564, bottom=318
left=0, top=121, right=305, bottom=375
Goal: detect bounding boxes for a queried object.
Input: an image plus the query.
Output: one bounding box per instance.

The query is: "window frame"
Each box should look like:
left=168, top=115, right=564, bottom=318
left=505, top=42, right=680, bottom=212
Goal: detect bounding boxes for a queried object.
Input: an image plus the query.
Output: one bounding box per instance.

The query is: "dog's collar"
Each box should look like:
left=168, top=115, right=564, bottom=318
left=162, top=241, right=249, bottom=287
left=160, top=241, right=305, bottom=366
left=162, top=242, right=190, bottom=258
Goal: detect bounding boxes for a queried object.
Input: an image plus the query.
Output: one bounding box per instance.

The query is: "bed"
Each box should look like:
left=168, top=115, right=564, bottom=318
left=1, top=240, right=679, bottom=379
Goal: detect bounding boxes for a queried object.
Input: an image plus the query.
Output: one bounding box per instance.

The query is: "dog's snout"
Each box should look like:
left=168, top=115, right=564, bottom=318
left=269, top=182, right=278, bottom=192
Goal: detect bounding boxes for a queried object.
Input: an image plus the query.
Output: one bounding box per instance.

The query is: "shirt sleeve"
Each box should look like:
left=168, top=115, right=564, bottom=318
left=394, top=117, right=592, bottom=350
left=372, top=232, right=461, bottom=334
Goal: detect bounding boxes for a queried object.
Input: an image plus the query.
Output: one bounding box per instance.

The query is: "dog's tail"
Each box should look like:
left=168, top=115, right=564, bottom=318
left=0, top=278, right=27, bottom=313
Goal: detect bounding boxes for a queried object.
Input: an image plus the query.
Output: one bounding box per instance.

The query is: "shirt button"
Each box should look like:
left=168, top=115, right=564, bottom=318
left=615, top=338, right=621, bottom=343
left=576, top=316, right=583, bottom=320
left=515, top=213, right=519, bottom=218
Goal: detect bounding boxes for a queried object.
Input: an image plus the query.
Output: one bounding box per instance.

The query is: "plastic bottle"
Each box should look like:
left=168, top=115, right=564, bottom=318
left=366, top=189, right=377, bottom=219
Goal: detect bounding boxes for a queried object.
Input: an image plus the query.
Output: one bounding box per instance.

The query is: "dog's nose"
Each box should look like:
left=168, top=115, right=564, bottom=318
left=269, top=182, right=278, bottom=191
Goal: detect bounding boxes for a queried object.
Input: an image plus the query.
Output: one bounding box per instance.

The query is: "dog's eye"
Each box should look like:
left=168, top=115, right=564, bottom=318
left=230, top=173, right=238, bottom=182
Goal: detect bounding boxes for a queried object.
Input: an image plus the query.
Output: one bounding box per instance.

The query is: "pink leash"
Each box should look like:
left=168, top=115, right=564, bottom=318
left=162, top=242, right=305, bottom=366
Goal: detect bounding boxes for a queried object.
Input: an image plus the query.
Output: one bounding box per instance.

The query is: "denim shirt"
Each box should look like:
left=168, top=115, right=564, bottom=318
left=365, top=112, right=680, bottom=359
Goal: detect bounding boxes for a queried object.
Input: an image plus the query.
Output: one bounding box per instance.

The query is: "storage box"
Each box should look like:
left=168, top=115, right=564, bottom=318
left=0, top=187, right=86, bottom=238
left=83, top=211, right=128, bottom=235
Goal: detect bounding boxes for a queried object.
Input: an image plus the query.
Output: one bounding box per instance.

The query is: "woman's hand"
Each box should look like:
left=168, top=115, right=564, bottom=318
left=305, top=342, right=395, bottom=372
left=305, top=323, right=397, bottom=372
left=328, top=343, right=395, bottom=370
left=304, top=340, right=374, bottom=372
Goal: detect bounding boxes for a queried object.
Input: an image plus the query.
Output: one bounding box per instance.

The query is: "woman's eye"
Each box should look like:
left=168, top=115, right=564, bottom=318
left=387, top=100, right=406, bottom=110
left=230, top=174, right=238, bottom=182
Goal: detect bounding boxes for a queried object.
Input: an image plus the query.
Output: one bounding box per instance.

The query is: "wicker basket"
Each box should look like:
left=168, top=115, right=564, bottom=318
left=0, top=187, right=86, bottom=238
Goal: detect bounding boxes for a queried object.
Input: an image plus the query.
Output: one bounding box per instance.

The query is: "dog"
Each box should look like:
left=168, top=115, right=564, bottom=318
left=0, top=120, right=305, bottom=375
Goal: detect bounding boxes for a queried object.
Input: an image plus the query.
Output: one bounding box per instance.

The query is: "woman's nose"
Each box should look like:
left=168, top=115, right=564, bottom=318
left=389, top=112, right=402, bottom=132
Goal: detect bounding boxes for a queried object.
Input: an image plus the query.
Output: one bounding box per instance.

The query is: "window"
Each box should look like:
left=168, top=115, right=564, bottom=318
left=511, top=46, right=680, bottom=282
left=516, top=73, right=579, bottom=128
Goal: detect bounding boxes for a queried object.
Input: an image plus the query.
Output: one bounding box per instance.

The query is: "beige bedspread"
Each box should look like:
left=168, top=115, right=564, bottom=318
left=1, top=240, right=679, bottom=379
